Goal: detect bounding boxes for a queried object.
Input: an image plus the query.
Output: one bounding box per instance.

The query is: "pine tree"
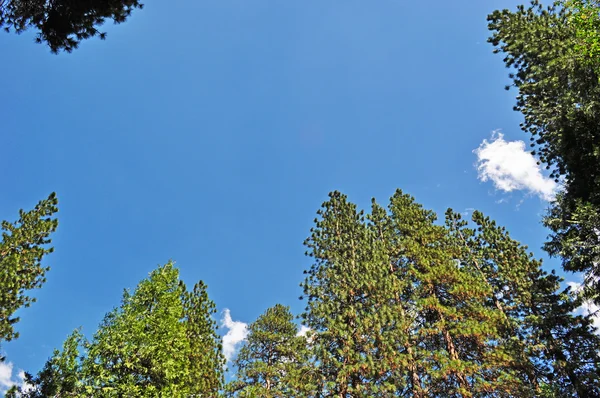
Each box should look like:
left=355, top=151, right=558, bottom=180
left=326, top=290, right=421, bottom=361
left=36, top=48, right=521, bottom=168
left=448, top=209, right=600, bottom=397
left=182, top=280, right=225, bottom=397
left=488, top=0, right=600, bottom=304
left=0, top=0, right=143, bottom=53
left=301, top=190, right=529, bottom=397
left=383, top=191, right=524, bottom=397
left=227, top=304, right=316, bottom=397
left=0, top=193, right=58, bottom=348
left=301, top=192, right=416, bottom=396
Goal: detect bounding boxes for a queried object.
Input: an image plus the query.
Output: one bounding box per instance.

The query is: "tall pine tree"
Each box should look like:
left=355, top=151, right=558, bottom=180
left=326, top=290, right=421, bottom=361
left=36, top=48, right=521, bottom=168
left=301, top=190, right=529, bottom=397
left=447, top=209, right=600, bottom=397
left=301, top=189, right=600, bottom=396
left=227, top=304, right=316, bottom=397
left=488, top=0, right=600, bottom=304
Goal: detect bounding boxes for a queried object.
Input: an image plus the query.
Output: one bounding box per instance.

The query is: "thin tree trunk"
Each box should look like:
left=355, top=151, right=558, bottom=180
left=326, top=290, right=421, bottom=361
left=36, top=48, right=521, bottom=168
left=441, top=326, right=471, bottom=394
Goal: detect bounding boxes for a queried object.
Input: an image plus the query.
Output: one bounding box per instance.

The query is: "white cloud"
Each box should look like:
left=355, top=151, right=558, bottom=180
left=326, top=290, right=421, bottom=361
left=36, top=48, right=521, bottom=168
left=296, top=325, right=311, bottom=337
left=474, top=132, right=557, bottom=201
left=221, top=309, right=248, bottom=362
left=0, top=361, right=29, bottom=394
left=0, top=361, right=16, bottom=393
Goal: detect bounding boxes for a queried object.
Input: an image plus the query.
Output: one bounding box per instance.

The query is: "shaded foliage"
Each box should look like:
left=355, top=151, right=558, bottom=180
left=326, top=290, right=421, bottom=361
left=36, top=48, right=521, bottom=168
left=0, top=0, right=143, bottom=52
left=488, top=0, right=600, bottom=304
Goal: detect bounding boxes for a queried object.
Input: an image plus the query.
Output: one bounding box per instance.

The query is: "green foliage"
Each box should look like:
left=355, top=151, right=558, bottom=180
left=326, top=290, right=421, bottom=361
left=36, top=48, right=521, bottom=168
left=564, top=0, right=600, bottom=64
left=6, top=329, right=84, bottom=398
left=227, top=304, right=316, bottom=397
left=302, top=192, right=414, bottom=396
left=544, top=194, right=600, bottom=294
left=301, top=190, right=600, bottom=397
left=83, top=263, right=193, bottom=397
left=182, top=280, right=225, bottom=396
left=449, top=209, right=600, bottom=397
left=0, top=0, right=144, bottom=53
left=488, top=0, right=600, bottom=305
left=9, top=262, right=225, bottom=397
left=0, top=193, right=58, bottom=346
left=7, top=191, right=599, bottom=397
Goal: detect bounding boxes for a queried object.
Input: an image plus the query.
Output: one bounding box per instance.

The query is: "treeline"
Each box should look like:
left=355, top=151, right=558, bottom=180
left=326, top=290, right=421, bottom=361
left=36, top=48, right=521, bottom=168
left=4, top=190, right=600, bottom=397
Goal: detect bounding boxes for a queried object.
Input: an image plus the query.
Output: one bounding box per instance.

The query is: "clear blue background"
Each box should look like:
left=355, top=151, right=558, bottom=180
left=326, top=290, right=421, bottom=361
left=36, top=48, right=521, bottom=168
left=1, top=0, right=551, bottom=377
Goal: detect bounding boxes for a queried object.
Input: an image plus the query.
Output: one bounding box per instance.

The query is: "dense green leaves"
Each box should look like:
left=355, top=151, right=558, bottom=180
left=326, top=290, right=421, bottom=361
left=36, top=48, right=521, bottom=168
left=449, top=209, right=600, bottom=397
left=83, top=263, right=194, bottom=397
left=565, top=0, right=600, bottom=64
left=0, top=193, right=58, bottom=346
left=6, top=329, right=84, bottom=398
left=8, top=262, right=224, bottom=398
left=0, top=0, right=143, bottom=53
left=488, top=0, right=600, bottom=304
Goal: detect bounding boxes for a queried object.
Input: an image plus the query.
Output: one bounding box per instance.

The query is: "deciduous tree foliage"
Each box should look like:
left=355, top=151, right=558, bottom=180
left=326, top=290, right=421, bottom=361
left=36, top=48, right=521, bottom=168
left=0, top=0, right=143, bottom=53
left=8, top=262, right=224, bottom=398
left=0, top=193, right=58, bottom=348
left=565, top=0, right=600, bottom=63
left=83, top=263, right=196, bottom=397
left=227, top=304, right=316, bottom=397
left=488, top=0, right=600, bottom=304
left=6, top=329, right=85, bottom=398
left=301, top=190, right=600, bottom=397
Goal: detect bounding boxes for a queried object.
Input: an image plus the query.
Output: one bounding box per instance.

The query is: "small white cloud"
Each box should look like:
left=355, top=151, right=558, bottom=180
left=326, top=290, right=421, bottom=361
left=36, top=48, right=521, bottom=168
left=474, top=131, right=557, bottom=201
left=0, top=361, right=16, bottom=392
left=297, top=325, right=311, bottom=337
left=221, top=309, right=248, bottom=362
left=0, top=361, right=28, bottom=394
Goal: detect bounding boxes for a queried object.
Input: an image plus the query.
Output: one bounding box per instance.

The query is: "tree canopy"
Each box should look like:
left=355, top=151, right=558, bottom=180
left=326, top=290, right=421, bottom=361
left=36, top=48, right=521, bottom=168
left=0, top=0, right=143, bottom=53
left=301, top=190, right=600, bottom=397
left=4, top=1, right=600, bottom=395
left=7, top=191, right=600, bottom=397
left=7, top=262, right=224, bottom=398
left=488, top=0, right=600, bottom=304
left=227, top=304, right=316, bottom=397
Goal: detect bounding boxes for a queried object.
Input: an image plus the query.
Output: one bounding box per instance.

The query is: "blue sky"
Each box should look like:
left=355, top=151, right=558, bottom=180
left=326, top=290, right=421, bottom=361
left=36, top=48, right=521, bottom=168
left=0, top=0, right=572, bottom=389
